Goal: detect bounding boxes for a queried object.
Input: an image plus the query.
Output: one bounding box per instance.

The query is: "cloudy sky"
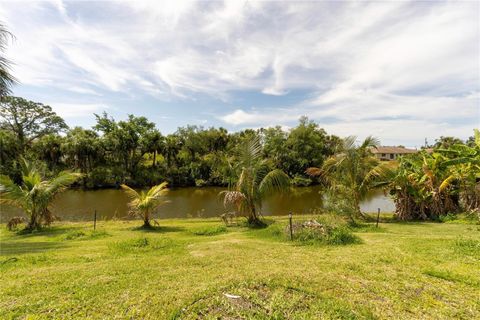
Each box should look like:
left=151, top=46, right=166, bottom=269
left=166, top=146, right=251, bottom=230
left=1, top=0, right=479, bottom=147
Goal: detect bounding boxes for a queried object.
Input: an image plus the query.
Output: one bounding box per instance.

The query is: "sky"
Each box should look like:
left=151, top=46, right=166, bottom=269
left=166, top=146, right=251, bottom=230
left=1, top=0, right=479, bottom=147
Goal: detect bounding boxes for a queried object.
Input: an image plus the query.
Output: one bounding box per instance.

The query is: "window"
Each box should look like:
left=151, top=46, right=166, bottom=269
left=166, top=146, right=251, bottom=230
left=390, top=154, right=394, bottom=159
left=381, top=153, right=386, bottom=157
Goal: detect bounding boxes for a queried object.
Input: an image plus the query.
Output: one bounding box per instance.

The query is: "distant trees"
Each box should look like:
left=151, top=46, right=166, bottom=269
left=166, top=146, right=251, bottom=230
left=434, top=136, right=465, bottom=149
left=0, top=159, right=82, bottom=231
left=261, top=117, right=341, bottom=181
left=0, top=96, right=67, bottom=152
left=0, top=98, right=345, bottom=189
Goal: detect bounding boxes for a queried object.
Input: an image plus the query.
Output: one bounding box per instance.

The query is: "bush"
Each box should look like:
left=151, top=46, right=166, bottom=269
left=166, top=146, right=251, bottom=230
left=439, top=213, right=457, bottom=222
left=195, top=179, right=207, bottom=187
left=291, top=175, right=312, bottom=187
left=286, top=214, right=361, bottom=245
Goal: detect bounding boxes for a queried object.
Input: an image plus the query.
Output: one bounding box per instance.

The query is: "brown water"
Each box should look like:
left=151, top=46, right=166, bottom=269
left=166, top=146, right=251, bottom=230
left=0, top=186, right=394, bottom=222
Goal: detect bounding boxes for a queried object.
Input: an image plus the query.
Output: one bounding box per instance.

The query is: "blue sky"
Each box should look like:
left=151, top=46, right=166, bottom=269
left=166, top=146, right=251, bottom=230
left=1, top=0, right=479, bottom=147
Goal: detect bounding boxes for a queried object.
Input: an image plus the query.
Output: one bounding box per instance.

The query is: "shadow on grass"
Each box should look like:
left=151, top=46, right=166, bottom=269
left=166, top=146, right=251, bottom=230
left=0, top=241, right=67, bottom=256
left=130, top=225, right=185, bottom=233
left=11, top=225, right=85, bottom=238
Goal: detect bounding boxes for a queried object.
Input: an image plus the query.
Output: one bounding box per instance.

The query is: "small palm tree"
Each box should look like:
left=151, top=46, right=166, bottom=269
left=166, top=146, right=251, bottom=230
left=307, top=136, right=390, bottom=220
left=121, top=182, right=169, bottom=228
left=220, top=137, right=290, bottom=226
left=0, top=160, right=82, bottom=231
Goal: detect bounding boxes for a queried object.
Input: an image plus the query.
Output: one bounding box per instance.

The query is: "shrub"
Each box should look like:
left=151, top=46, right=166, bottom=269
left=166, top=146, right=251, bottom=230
left=439, top=213, right=457, bottom=222
left=195, top=179, right=207, bottom=187
left=286, top=214, right=361, bottom=245
left=291, top=175, right=312, bottom=187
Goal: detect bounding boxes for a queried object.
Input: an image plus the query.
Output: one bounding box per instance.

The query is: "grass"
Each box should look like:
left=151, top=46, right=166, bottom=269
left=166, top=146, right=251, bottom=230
left=0, top=216, right=479, bottom=319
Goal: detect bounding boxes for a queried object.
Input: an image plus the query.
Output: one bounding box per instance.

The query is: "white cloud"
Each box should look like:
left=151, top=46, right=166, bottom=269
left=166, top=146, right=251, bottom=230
left=50, top=102, right=108, bottom=119
left=0, top=0, right=477, bottom=143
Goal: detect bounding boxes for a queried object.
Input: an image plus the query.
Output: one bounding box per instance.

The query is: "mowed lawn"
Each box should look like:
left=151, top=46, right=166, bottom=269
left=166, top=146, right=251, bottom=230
left=0, top=217, right=479, bottom=319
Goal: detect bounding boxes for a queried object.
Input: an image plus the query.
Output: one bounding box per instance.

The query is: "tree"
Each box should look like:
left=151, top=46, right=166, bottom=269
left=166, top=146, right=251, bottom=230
left=32, top=134, right=64, bottom=171
left=0, top=129, right=19, bottom=168
left=62, top=127, right=103, bottom=185
left=440, top=129, right=480, bottom=214
left=0, top=159, right=82, bottom=231
left=0, top=97, right=67, bottom=152
left=93, top=113, right=157, bottom=180
left=283, top=117, right=337, bottom=177
left=307, top=136, right=388, bottom=221
left=144, top=129, right=164, bottom=167
left=220, top=136, right=290, bottom=226
left=0, top=23, right=16, bottom=97
left=380, top=151, right=460, bottom=221
left=121, top=182, right=169, bottom=228
left=434, top=136, right=464, bottom=149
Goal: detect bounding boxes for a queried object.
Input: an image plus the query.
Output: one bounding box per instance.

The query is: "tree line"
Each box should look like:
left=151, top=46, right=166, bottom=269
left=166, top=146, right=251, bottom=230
left=0, top=96, right=345, bottom=188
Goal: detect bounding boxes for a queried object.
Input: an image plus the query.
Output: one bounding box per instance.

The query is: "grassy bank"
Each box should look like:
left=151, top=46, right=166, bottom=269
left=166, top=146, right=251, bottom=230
left=0, top=216, right=479, bottom=319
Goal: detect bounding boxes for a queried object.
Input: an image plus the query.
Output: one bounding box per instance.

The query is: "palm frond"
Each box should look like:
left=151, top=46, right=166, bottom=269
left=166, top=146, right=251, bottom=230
left=258, top=169, right=290, bottom=197
left=361, top=136, right=381, bottom=149
left=439, top=175, right=456, bottom=192
left=45, top=171, right=82, bottom=194
left=220, top=190, right=246, bottom=209
left=120, top=184, right=140, bottom=200
left=305, top=167, right=322, bottom=177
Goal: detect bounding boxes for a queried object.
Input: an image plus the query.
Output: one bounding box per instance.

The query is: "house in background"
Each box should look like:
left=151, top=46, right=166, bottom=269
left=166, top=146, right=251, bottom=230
left=371, top=146, right=417, bottom=161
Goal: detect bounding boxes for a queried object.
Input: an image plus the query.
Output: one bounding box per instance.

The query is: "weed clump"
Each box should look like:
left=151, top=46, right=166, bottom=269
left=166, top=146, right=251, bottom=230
left=259, top=214, right=361, bottom=245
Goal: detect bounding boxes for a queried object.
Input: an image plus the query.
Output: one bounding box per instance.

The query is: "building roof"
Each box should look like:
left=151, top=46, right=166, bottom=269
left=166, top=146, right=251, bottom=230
left=370, top=146, right=417, bottom=154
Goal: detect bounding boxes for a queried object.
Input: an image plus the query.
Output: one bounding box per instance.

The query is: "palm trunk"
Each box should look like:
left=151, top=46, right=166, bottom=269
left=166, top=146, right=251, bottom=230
left=143, top=211, right=151, bottom=228
left=26, top=211, right=41, bottom=231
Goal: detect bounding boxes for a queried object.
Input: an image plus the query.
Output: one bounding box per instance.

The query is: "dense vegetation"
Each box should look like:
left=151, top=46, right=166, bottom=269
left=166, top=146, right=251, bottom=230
left=382, top=136, right=480, bottom=221
left=0, top=96, right=342, bottom=188
left=1, top=96, right=479, bottom=226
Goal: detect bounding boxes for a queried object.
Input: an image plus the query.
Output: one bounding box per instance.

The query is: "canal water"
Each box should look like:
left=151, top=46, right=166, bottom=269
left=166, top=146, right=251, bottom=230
left=0, top=185, right=395, bottom=222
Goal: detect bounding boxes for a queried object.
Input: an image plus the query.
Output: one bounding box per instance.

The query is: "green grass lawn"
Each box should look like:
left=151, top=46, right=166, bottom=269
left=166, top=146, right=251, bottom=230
left=0, top=216, right=479, bottom=319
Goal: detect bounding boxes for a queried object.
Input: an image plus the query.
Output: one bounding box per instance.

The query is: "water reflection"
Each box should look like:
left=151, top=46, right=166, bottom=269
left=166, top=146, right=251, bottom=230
left=0, top=186, right=394, bottom=222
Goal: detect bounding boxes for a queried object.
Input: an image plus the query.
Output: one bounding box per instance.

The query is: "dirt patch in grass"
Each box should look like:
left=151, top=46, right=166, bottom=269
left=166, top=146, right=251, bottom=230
left=173, top=282, right=368, bottom=319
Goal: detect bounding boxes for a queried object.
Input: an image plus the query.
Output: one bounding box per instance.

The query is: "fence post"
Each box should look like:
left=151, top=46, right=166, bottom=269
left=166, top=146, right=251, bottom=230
left=94, top=209, right=97, bottom=230
left=289, top=212, right=293, bottom=241
left=376, top=208, right=380, bottom=228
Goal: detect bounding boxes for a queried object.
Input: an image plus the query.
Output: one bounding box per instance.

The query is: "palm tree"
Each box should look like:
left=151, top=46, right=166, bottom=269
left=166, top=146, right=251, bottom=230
left=0, top=160, right=82, bottom=230
left=0, top=22, right=17, bottom=97
left=220, top=136, right=290, bottom=226
left=121, top=182, right=169, bottom=228
left=307, top=136, right=389, bottom=220
left=441, top=129, right=480, bottom=213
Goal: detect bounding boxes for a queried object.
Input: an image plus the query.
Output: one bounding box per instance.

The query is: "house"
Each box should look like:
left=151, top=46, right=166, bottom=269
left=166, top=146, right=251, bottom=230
left=370, top=146, right=417, bottom=161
